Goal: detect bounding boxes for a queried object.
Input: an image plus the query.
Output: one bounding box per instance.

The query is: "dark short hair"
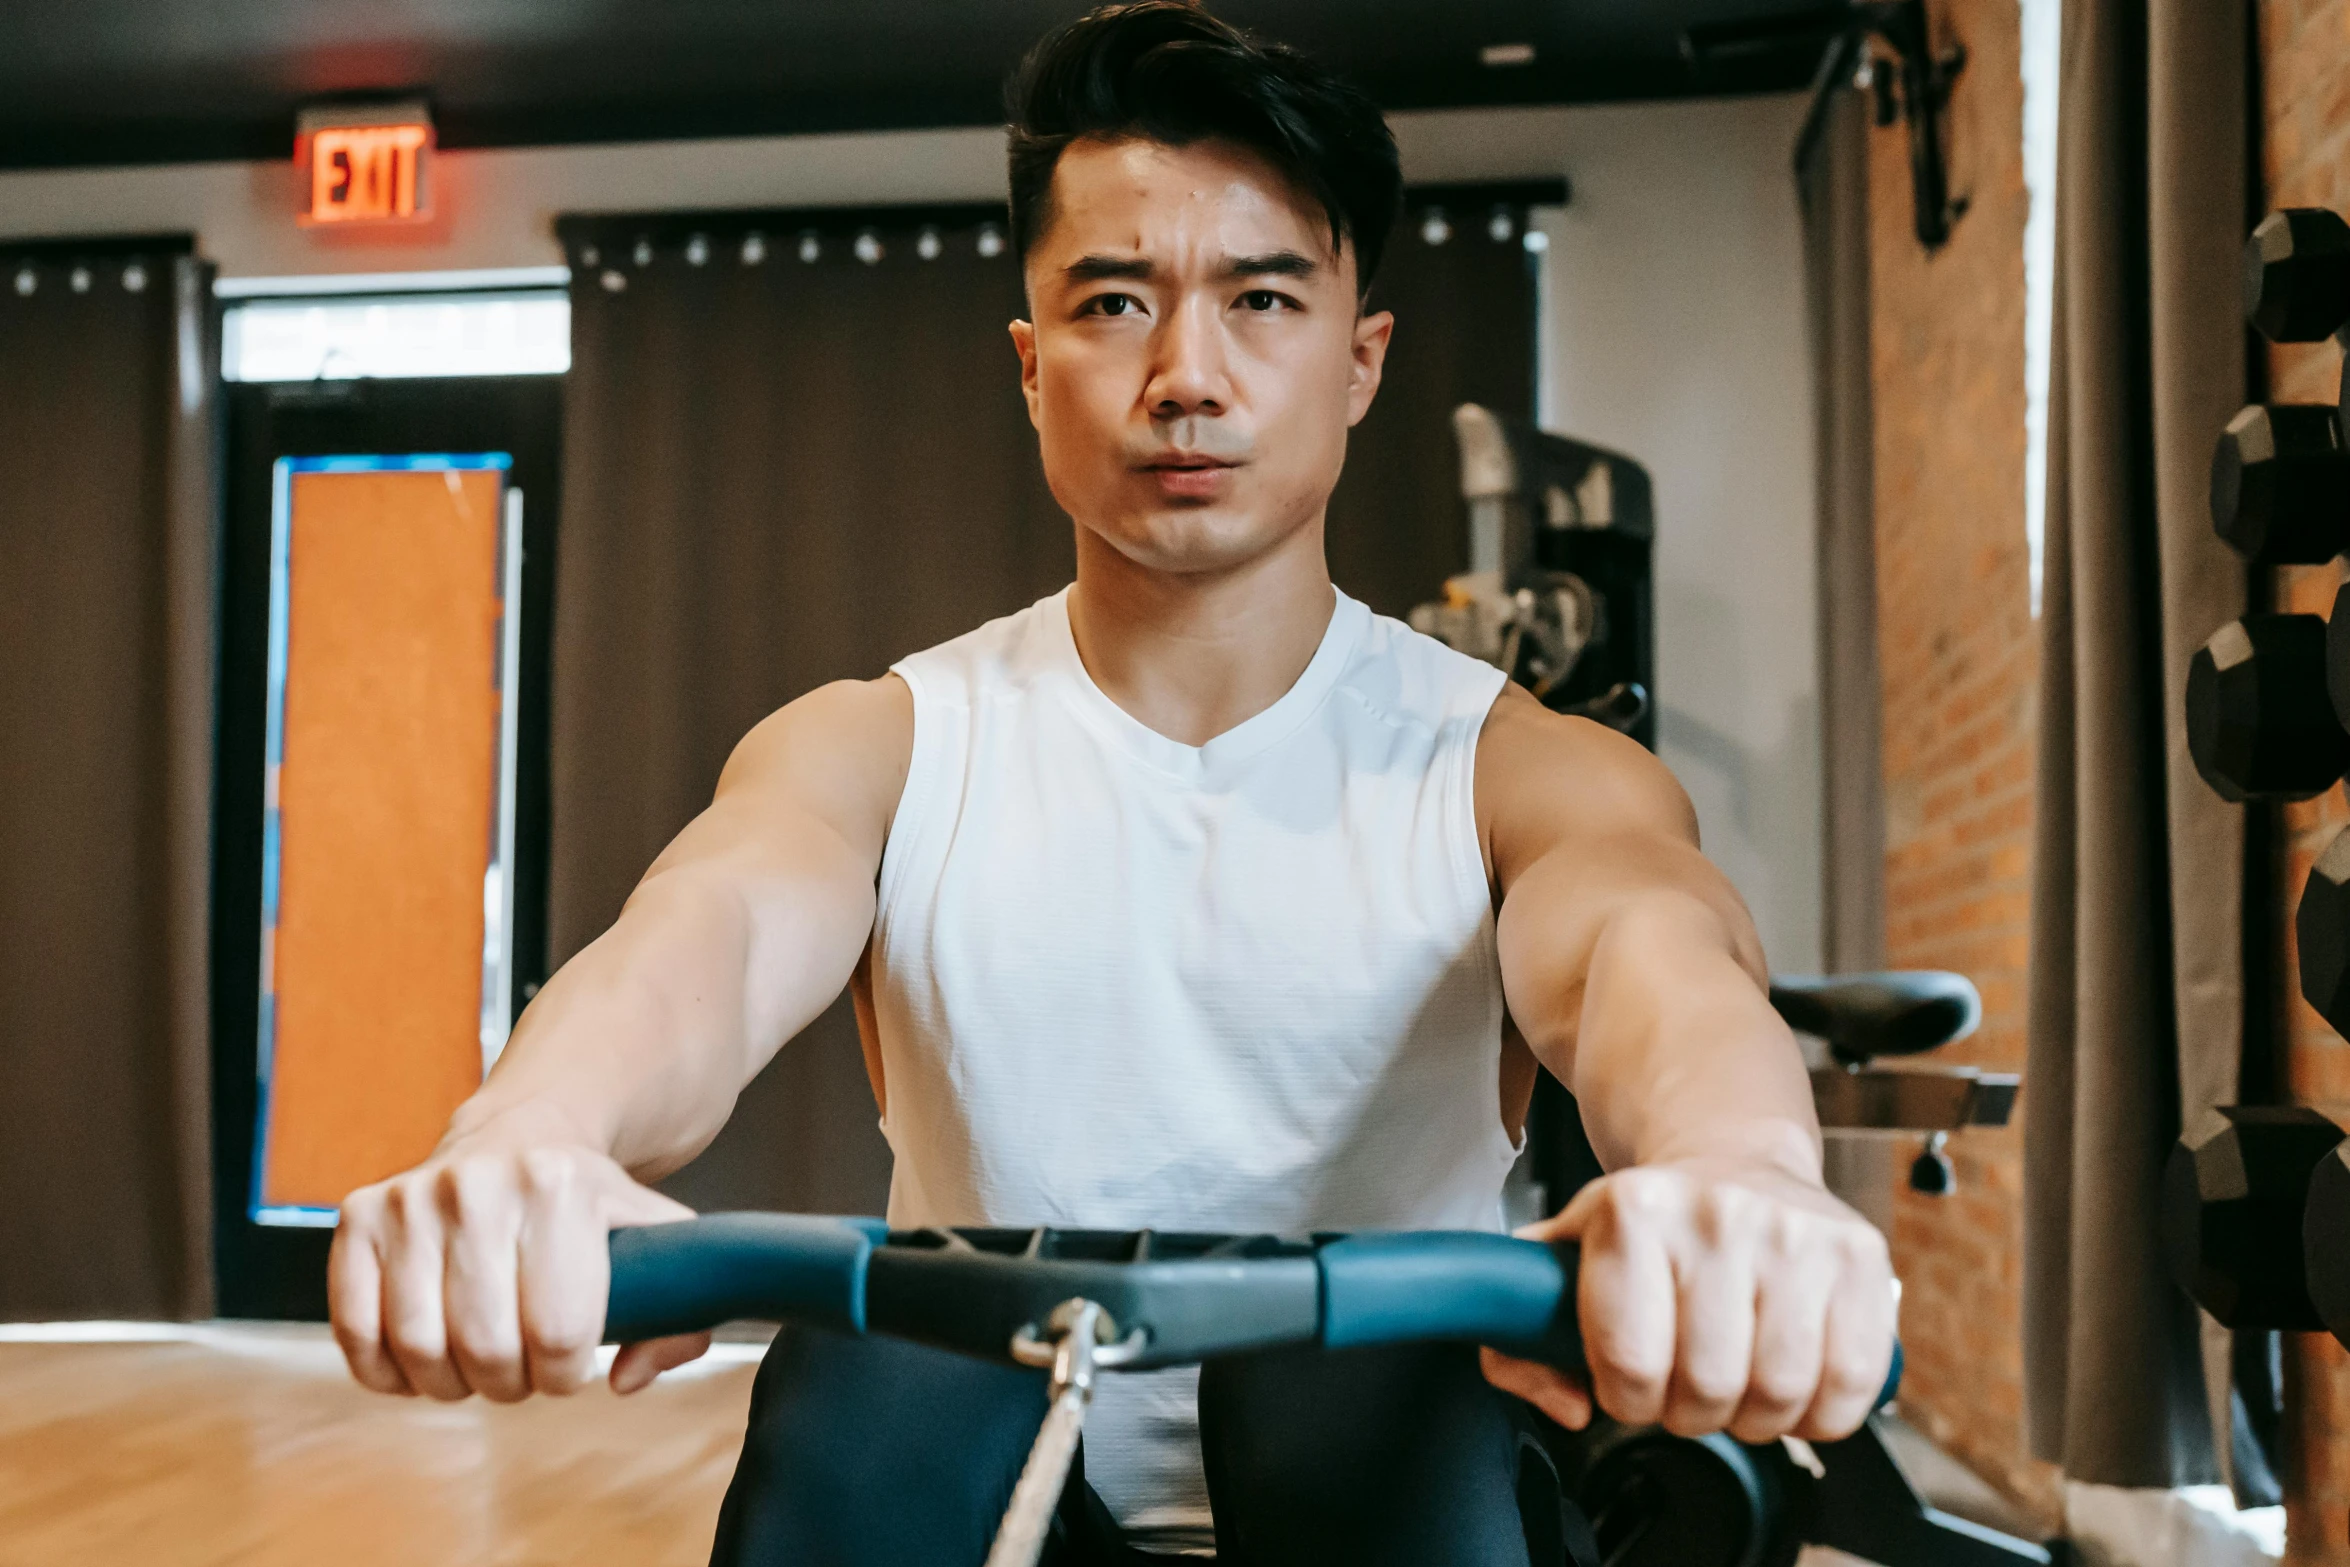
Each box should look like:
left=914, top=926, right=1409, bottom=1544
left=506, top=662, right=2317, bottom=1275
left=1005, top=2, right=1402, bottom=297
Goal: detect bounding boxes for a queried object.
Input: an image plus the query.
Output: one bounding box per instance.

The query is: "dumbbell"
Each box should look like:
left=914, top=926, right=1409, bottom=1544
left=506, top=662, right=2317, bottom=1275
left=2184, top=602, right=2350, bottom=801
left=2299, top=827, right=2350, bottom=1038
left=2245, top=208, right=2350, bottom=343
left=2303, top=1142, right=2350, bottom=1346
left=2210, top=403, right=2350, bottom=564
left=2163, top=1105, right=2350, bottom=1329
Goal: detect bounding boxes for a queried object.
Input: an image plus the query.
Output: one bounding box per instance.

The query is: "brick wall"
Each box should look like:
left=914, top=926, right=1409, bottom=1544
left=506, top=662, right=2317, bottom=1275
left=2262, top=2, right=2350, bottom=1558
left=1864, top=0, right=2060, bottom=1525
left=1864, top=0, right=2350, bottom=1547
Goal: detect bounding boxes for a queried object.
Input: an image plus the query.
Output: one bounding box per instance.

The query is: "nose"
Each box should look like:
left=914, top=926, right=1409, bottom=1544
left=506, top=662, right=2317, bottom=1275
left=1144, top=292, right=1229, bottom=424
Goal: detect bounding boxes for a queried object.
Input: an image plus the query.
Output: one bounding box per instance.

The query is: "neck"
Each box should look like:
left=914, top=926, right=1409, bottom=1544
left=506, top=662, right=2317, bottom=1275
left=1067, top=518, right=1337, bottom=748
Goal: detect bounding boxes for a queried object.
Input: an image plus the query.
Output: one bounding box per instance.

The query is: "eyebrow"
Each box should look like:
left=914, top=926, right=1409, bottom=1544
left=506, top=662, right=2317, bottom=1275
left=1060, top=249, right=1323, bottom=285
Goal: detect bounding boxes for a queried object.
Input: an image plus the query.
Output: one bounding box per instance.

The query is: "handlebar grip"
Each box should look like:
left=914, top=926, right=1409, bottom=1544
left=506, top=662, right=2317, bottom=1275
left=1317, top=1232, right=1904, bottom=1410
left=604, top=1213, right=886, bottom=1344
left=1318, top=1232, right=1583, bottom=1363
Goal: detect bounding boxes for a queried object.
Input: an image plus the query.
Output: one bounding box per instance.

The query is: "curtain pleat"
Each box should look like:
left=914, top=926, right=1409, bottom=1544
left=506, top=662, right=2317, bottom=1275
left=0, top=241, right=216, bottom=1320
left=1800, top=86, right=1894, bottom=1233
left=2023, top=0, right=2248, bottom=1487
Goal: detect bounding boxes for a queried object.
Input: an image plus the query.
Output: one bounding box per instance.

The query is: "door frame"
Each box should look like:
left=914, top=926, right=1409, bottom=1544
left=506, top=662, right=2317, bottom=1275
left=211, top=374, right=562, bottom=1319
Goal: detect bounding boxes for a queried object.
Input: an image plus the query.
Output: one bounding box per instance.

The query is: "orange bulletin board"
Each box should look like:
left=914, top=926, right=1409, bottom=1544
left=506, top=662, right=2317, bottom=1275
left=257, top=458, right=512, bottom=1216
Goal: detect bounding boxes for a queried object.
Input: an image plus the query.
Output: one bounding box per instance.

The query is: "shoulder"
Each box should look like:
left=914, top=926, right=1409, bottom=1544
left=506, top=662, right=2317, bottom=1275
left=1336, top=604, right=1510, bottom=728
left=715, top=676, right=914, bottom=862
left=892, top=592, right=1068, bottom=708
left=1473, top=684, right=1700, bottom=885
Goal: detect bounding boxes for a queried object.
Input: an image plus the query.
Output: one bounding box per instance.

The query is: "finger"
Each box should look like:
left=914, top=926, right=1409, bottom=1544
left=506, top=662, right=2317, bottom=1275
left=439, top=1164, right=529, bottom=1403
left=1725, top=1250, right=1832, bottom=1444
left=516, top=1150, right=603, bottom=1396
left=604, top=1175, right=698, bottom=1228
left=1659, top=1208, right=1757, bottom=1437
left=380, top=1181, right=473, bottom=1402
left=1576, top=1179, right=1678, bottom=1427
left=1481, top=1347, right=1593, bottom=1430
left=611, top=1332, right=712, bottom=1395
left=1798, top=1239, right=1897, bottom=1442
left=329, top=1194, right=412, bottom=1396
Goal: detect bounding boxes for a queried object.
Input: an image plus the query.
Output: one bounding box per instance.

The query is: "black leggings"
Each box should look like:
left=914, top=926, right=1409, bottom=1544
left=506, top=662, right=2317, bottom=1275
left=709, top=1326, right=1598, bottom=1567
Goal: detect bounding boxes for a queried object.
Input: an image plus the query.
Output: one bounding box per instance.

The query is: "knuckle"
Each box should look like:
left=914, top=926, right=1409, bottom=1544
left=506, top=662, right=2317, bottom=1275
left=531, top=1321, right=594, bottom=1363
left=1751, top=1361, right=1815, bottom=1409
left=385, top=1176, right=433, bottom=1228
left=339, top=1184, right=387, bottom=1231
left=1602, top=1171, right=1672, bottom=1228
left=1694, top=1185, right=1747, bottom=1242
left=1595, top=1341, right=1670, bottom=1395
left=442, top=1159, right=509, bottom=1224
left=1681, top=1360, right=1745, bottom=1407
left=518, top=1147, right=577, bottom=1201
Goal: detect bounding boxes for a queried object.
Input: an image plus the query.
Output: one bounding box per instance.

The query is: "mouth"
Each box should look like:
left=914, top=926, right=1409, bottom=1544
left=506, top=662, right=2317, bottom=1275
left=1139, top=453, right=1240, bottom=473
left=1138, top=455, right=1239, bottom=501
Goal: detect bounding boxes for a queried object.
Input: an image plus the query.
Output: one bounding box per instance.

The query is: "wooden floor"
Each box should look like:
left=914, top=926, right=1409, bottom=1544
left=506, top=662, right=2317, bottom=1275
left=0, top=1323, right=1915, bottom=1567
left=0, top=1324, right=759, bottom=1567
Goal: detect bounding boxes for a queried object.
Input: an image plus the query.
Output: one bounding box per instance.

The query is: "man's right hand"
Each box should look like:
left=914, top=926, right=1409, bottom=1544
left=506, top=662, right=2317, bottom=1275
left=329, top=1135, right=711, bottom=1402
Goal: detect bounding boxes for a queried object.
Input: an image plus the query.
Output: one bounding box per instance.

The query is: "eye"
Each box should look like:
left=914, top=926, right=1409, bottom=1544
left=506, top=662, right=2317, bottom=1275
left=1082, top=292, right=1141, bottom=318
left=1238, top=289, right=1291, bottom=312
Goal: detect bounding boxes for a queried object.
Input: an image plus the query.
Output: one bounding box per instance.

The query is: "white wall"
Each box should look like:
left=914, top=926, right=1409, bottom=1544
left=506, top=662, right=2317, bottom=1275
left=0, top=97, right=1824, bottom=969
left=1403, top=98, right=1825, bottom=972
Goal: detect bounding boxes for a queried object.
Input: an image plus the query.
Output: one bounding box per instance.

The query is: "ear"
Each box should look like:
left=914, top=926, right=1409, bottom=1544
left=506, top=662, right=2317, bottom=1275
left=1009, top=318, right=1042, bottom=430
left=1345, top=307, right=1394, bottom=429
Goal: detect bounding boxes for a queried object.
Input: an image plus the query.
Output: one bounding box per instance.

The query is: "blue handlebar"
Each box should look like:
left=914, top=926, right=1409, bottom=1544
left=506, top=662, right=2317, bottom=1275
left=607, top=1213, right=887, bottom=1342
left=605, top=1217, right=1901, bottom=1410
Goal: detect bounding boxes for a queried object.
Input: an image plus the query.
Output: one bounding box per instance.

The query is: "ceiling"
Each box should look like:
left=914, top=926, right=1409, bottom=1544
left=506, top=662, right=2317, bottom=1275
left=0, top=0, right=1852, bottom=171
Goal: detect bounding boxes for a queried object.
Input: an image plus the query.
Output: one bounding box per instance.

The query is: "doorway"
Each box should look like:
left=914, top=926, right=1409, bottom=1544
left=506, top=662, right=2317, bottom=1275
left=211, top=364, right=561, bottom=1319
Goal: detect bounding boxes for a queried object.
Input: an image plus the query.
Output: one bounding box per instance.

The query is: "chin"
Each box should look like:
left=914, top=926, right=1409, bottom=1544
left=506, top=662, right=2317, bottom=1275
left=1097, top=506, right=1292, bottom=576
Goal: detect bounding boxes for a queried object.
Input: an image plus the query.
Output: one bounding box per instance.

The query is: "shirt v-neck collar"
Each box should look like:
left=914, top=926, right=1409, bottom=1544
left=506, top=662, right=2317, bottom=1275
left=1046, top=585, right=1368, bottom=785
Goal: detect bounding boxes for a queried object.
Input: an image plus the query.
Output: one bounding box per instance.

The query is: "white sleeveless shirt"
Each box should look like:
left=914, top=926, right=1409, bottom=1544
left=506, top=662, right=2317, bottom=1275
left=871, top=586, right=1517, bottom=1553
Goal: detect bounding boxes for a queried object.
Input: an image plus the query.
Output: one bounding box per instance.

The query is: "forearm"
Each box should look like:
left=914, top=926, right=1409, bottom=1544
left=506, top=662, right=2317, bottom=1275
left=1570, top=893, right=1818, bottom=1179
left=443, top=857, right=872, bottom=1180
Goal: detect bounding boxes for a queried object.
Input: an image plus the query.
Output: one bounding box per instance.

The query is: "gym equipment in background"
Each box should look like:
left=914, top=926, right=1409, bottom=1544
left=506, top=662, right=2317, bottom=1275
left=2164, top=207, right=2350, bottom=1502
left=2201, top=203, right=2350, bottom=1048
left=1402, top=409, right=2040, bottom=1563
left=2184, top=605, right=2350, bottom=802
left=2209, top=403, right=2350, bottom=564
left=2244, top=208, right=2350, bottom=345
left=1412, top=406, right=2015, bottom=1200
left=603, top=1217, right=2056, bottom=1567
left=1778, top=971, right=2015, bottom=1198
left=1411, top=403, right=1656, bottom=745
left=2164, top=1106, right=2350, bottom=1331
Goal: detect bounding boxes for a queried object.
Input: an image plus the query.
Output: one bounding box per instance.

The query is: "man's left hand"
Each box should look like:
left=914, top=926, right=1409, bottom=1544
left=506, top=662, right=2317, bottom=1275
left=1480, top=1157, right=1895, bottom=1444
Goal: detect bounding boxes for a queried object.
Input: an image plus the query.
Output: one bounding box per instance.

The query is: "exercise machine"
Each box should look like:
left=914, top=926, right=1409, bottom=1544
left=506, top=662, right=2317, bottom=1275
left=1410, top=406, right=2048, bottom=1564
left=604, top=1216, right=1903, bottom=1567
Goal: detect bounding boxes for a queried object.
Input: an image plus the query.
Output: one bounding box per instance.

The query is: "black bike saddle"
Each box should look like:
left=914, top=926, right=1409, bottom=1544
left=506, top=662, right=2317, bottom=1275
left=1768, top=971, right=1982, bottom=1068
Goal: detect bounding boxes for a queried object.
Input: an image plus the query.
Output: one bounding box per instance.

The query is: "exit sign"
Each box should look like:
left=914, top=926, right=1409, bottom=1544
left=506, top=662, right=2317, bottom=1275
left=297, top=103, right=433, bottom=225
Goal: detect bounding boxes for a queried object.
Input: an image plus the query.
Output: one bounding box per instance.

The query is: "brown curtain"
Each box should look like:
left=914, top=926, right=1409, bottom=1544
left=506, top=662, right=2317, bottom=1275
left=2024, top=0, right=2249, bottom=1488
left=0, top=242, right=218, bottom=1320
left=551, top=211, right=1063, bottom=1216
left=1799, top=86, right=1895, bottom=1235
left=550, top=195, right=1539, bottom=1216
left=1801, top=86, right=1888, bottom=981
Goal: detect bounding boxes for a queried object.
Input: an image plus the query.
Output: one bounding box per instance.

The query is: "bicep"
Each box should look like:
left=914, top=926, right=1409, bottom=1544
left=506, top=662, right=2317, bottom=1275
left=629, top=676, right=913, bottom=1046
left=1482, top=695, right=1768, bottom=1062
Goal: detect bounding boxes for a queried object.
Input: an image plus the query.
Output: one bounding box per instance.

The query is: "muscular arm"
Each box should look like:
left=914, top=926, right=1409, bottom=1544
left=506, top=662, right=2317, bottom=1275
left=328, top=677, right=911, bottom=1403
left=1474, top=685, right=1893, bottom=1444
left=450, top=677, right=911, bottom=1174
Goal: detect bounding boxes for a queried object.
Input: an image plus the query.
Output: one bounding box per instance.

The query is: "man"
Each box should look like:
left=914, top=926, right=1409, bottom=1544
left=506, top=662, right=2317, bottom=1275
left=330, top=6, right=1894, bottom=1563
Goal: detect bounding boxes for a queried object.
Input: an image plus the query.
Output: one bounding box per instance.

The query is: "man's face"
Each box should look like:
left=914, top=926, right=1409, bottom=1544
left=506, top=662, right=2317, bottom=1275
left=1012, top=136, right=1393, bottom=576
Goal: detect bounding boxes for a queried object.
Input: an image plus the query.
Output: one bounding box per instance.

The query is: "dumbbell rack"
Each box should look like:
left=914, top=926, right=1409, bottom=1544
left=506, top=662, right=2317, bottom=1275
left=2169, top=206, right=2350, bottom=1360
